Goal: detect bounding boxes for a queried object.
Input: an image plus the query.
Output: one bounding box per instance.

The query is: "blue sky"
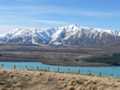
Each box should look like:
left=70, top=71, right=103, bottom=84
left=0, top=0, right=120, bottom=33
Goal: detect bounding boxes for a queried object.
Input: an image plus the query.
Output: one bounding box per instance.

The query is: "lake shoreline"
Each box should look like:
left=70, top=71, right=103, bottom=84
left=0, top=44, right=120, bottom=67
left=0, top=58, right=119, bottom=67
left=0, top=62, right=119, bottom=77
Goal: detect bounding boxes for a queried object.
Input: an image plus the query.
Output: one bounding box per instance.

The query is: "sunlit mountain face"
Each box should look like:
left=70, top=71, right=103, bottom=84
left=0, top=24, right=120, bottom=47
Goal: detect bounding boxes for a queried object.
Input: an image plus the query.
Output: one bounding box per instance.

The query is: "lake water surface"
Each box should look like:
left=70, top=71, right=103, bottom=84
left=0, top=61, right=120, bottom=77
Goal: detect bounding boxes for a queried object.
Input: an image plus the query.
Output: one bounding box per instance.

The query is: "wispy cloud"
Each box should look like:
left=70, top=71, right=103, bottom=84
left=0, top=5, right=119, bottom=17
left=33, top=19, right=71, bottom=26
left=0, top=4, right=119, bottom=32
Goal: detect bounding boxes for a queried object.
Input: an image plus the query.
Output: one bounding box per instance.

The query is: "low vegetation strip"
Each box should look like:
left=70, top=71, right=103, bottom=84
left=0, top=70, right=119, bottom=90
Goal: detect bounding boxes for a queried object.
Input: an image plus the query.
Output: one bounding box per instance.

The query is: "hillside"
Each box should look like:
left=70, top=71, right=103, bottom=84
left=0, top=24, right=120, bottom=47
left=0, top=70, right=120, bottom=90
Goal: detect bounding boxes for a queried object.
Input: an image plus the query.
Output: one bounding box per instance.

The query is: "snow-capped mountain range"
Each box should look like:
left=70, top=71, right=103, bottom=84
left=0, top=24, right=120, bottom=47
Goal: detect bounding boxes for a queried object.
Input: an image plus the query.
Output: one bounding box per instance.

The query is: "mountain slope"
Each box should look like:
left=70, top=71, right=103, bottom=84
left=0, top=24, right=120, bottom=47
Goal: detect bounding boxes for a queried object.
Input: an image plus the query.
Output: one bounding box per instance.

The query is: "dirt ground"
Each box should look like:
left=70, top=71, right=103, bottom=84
left=0, top=70, right=120, bottom=90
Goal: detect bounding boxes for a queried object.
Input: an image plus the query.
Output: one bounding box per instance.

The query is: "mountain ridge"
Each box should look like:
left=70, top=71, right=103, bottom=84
left=0, top=24, right=120, bottom=47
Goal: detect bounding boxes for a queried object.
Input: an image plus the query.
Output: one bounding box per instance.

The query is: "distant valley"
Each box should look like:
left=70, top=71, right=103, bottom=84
left=0, top=44, right=119, bottom=66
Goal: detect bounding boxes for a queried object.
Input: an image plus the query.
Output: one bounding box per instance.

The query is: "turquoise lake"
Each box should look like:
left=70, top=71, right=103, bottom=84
left=0, top=61, right=120, bottom=77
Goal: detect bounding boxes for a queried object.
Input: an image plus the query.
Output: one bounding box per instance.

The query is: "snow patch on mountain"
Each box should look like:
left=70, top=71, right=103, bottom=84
left=0, top=24, right=120, bottom=47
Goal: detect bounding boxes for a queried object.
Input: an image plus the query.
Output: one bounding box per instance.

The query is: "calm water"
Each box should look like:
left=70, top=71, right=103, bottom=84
left=0, top=61, right=120, bottom=77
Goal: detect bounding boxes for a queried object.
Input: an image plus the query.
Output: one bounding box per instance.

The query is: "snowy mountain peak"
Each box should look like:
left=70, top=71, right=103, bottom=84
left=0, top=24, right=120, bottom=47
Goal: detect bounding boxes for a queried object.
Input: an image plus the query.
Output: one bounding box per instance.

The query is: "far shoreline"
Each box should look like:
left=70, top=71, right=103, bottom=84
left=0, top=58, right=119, bottom=67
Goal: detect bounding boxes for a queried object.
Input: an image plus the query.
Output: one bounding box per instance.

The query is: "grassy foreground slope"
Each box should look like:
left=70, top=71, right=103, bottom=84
left=0, top=70, right=120, bottom=90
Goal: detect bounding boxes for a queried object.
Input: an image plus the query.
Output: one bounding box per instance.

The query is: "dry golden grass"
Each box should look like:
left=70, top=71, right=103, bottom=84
left=0, top=70, right=119, bottom=90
